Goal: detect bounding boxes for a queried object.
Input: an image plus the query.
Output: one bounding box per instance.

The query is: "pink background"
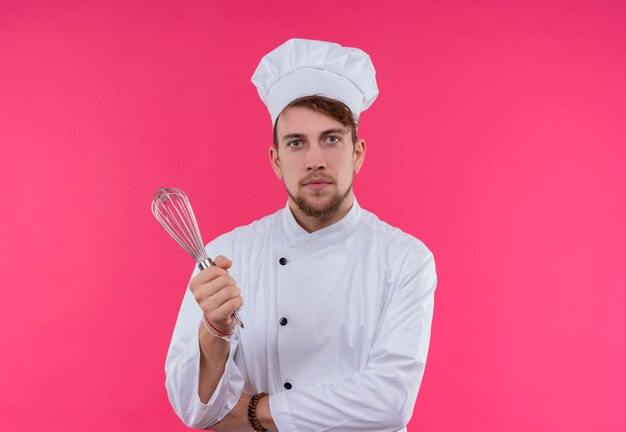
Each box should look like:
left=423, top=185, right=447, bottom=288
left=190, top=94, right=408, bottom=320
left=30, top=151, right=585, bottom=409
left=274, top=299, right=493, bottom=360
left=1, top=0, right=624, bottom=430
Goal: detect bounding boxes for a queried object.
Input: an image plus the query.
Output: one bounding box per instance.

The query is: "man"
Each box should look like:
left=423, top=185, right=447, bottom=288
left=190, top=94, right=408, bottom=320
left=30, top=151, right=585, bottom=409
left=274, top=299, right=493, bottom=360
left=165, top=39, right=437, bottom=432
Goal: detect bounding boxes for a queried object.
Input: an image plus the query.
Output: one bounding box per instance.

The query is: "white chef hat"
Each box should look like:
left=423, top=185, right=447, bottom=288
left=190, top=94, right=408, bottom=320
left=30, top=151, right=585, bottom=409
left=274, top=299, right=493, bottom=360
left=251, top=38, right=379, bottom=125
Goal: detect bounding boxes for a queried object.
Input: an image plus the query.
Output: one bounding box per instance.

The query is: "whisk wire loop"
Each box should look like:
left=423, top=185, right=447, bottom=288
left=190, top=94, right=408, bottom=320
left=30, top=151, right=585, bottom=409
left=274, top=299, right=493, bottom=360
left=151, top=187, right=244, bottom=328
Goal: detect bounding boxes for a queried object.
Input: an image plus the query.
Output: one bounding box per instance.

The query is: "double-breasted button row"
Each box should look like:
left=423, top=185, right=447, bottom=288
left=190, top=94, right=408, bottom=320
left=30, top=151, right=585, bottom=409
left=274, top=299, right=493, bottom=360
left=278, top=257, right=290, bottom=390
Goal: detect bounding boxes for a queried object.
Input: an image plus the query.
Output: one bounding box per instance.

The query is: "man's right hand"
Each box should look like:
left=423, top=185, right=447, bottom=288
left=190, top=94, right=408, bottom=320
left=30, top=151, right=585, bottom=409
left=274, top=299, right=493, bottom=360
left=189, top=255, right=243, bottom=336
left=191, top=255, right=243, bottom=404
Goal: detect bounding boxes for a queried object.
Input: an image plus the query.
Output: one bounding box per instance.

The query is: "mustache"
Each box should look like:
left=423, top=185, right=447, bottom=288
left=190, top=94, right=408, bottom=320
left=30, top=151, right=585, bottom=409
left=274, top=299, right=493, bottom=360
left=299, top=173, right=335, bottom=186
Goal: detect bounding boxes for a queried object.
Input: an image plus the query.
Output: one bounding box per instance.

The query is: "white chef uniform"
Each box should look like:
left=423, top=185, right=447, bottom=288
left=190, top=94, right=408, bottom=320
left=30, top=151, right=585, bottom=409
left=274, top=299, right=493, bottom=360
left=165, top=199, right=437, bottom=431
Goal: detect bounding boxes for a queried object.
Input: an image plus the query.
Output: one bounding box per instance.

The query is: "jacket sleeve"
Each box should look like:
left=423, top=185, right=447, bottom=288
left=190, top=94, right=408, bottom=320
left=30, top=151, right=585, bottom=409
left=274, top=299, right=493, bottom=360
left=269, top=245, right=437, bottom=432
left=164, top=267, right=245, bottom=429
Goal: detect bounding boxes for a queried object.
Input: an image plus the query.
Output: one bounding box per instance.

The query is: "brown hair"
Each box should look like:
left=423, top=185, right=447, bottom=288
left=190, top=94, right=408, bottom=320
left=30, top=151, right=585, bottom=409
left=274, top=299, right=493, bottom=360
left=272, top=95, right=359, bottom=148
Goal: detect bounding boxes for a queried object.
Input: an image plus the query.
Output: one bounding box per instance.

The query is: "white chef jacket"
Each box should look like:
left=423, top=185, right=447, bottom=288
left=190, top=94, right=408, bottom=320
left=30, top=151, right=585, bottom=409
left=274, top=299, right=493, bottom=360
left=165, top=199, right=436, bottom=431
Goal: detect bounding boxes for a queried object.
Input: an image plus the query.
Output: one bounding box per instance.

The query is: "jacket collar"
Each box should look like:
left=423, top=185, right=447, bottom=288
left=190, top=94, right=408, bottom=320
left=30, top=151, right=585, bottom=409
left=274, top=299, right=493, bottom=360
left=281, top=197, right=362, bottom=252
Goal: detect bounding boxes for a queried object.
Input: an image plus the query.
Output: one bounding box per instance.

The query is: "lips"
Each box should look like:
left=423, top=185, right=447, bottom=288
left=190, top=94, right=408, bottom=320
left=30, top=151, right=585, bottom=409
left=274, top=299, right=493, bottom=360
left=301, top=175, right=333, bottom=186
left=304, top=179, right=331, bottom=186
left=300, top=175, right=333, bottom=192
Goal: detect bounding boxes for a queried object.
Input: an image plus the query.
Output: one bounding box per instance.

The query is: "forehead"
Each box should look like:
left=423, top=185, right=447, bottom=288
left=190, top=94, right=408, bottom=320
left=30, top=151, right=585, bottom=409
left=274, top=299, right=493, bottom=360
left=276, top=106, right=348, bottom=137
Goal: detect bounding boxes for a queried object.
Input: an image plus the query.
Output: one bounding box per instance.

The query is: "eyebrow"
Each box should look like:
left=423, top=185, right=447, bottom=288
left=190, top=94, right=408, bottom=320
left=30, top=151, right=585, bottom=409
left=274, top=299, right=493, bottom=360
left=320, top=128, right=348, bottom=137
left=281, top=133, right=305, bottom=142
left=280, top=128, right=348, bottom=142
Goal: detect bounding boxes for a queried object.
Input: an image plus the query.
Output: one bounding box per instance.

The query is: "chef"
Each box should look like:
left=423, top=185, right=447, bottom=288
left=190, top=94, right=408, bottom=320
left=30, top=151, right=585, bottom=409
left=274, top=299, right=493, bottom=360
left=165, top=38, right=437, bottom=432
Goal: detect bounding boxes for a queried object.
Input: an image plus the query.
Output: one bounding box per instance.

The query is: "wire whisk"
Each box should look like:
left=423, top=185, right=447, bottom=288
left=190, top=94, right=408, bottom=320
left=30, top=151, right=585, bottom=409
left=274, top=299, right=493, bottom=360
left=151, top=187, right=244, bottom=328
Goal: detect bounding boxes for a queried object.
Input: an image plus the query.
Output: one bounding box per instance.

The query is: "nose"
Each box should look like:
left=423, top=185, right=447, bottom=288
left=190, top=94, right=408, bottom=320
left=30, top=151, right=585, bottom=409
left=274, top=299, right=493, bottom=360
left=304, top=143, right=326, bottom=171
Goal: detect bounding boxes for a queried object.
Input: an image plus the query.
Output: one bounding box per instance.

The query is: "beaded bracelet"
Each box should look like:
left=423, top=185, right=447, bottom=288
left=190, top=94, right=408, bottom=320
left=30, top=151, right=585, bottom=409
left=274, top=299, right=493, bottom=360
left=248, top=392, right=268, bottom=432
left=202, top=316, right=234, bottom=341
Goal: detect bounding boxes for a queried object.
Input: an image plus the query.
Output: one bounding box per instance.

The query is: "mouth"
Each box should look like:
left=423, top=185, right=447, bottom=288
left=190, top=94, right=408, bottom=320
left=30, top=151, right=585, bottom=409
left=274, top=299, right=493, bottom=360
left=304, top=182, right=330, bottom=191
left=301, top=176, right=333, bottom=189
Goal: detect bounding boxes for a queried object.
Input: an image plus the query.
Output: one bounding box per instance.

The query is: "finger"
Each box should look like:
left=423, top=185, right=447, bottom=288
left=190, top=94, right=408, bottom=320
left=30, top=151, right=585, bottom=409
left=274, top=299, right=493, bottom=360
left=193, top=279, right=232, bottom=306
left=213, top=255, right=232, bottom=270
left=206, top=296, right=244, bottom=327
left=199, top=285, right=241, bottom=313
left=195, top=274, right=237, bottom=299
left=189, top=265, right=228, bottom=287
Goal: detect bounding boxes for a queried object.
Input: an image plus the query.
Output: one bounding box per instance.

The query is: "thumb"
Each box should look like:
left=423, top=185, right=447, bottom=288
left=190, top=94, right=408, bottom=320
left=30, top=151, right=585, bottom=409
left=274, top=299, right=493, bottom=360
left=213, top=255, right=233, bottom=270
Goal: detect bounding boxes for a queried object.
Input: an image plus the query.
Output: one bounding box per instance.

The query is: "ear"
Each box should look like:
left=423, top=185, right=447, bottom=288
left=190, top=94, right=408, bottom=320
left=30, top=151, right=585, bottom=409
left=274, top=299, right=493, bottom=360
left=353, top=138, right=366, bottom=174
left=269, top=145, right=283, bottom=180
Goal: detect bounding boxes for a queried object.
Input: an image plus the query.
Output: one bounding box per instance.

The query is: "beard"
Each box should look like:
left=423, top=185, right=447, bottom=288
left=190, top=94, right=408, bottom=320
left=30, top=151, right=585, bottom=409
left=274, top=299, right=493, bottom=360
left=286, top=180, right=353, bottom=218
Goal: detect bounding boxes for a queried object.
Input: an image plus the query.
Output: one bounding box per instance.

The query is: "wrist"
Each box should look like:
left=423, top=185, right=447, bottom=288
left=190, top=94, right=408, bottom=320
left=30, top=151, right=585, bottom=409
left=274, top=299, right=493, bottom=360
left=256, top=394, right=276, bottom=431
left=203, top=315, right=234, bottom=340
left=198, top=320, right=231, bottom=355
left=248, top=392, right=276, bottom=432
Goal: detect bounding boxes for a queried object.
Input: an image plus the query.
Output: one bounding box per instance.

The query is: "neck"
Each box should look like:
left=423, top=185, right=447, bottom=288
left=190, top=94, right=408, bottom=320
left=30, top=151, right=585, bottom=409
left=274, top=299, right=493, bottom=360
left=288, top=193, right=355, bottom=233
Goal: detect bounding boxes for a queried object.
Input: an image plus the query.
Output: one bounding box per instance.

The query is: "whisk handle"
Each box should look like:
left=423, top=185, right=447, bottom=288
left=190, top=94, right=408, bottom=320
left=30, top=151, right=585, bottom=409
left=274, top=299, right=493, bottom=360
left=196, top=258, right=245, bottom=329
left=197, top=257, right=215, bottom=270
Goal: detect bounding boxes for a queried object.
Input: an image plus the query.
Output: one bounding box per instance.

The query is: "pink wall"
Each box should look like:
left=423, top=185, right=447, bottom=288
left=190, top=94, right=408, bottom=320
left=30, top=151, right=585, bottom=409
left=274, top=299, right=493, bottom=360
left=1, top=1, right=624, bottom=430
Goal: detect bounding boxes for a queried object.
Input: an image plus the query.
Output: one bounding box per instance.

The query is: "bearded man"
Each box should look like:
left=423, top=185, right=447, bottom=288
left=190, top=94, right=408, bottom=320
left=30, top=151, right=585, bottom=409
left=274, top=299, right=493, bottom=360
left=165, top=38, right=437, bottom=432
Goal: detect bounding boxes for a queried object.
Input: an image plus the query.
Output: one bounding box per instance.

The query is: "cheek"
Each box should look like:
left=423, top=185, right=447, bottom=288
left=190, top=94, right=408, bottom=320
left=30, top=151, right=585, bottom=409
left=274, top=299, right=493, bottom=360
left=340, top=154, right=356, bottom=175
left=332, top=165, right=351, bottom=188
left=280, top=161, right=301, bottom=184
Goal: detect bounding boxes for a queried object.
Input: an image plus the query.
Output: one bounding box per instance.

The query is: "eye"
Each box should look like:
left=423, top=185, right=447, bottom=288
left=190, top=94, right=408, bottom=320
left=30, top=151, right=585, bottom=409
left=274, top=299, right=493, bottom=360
left=287, top=140, right=303, bottom=148
left=326, top=135, right=341, bottom=144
